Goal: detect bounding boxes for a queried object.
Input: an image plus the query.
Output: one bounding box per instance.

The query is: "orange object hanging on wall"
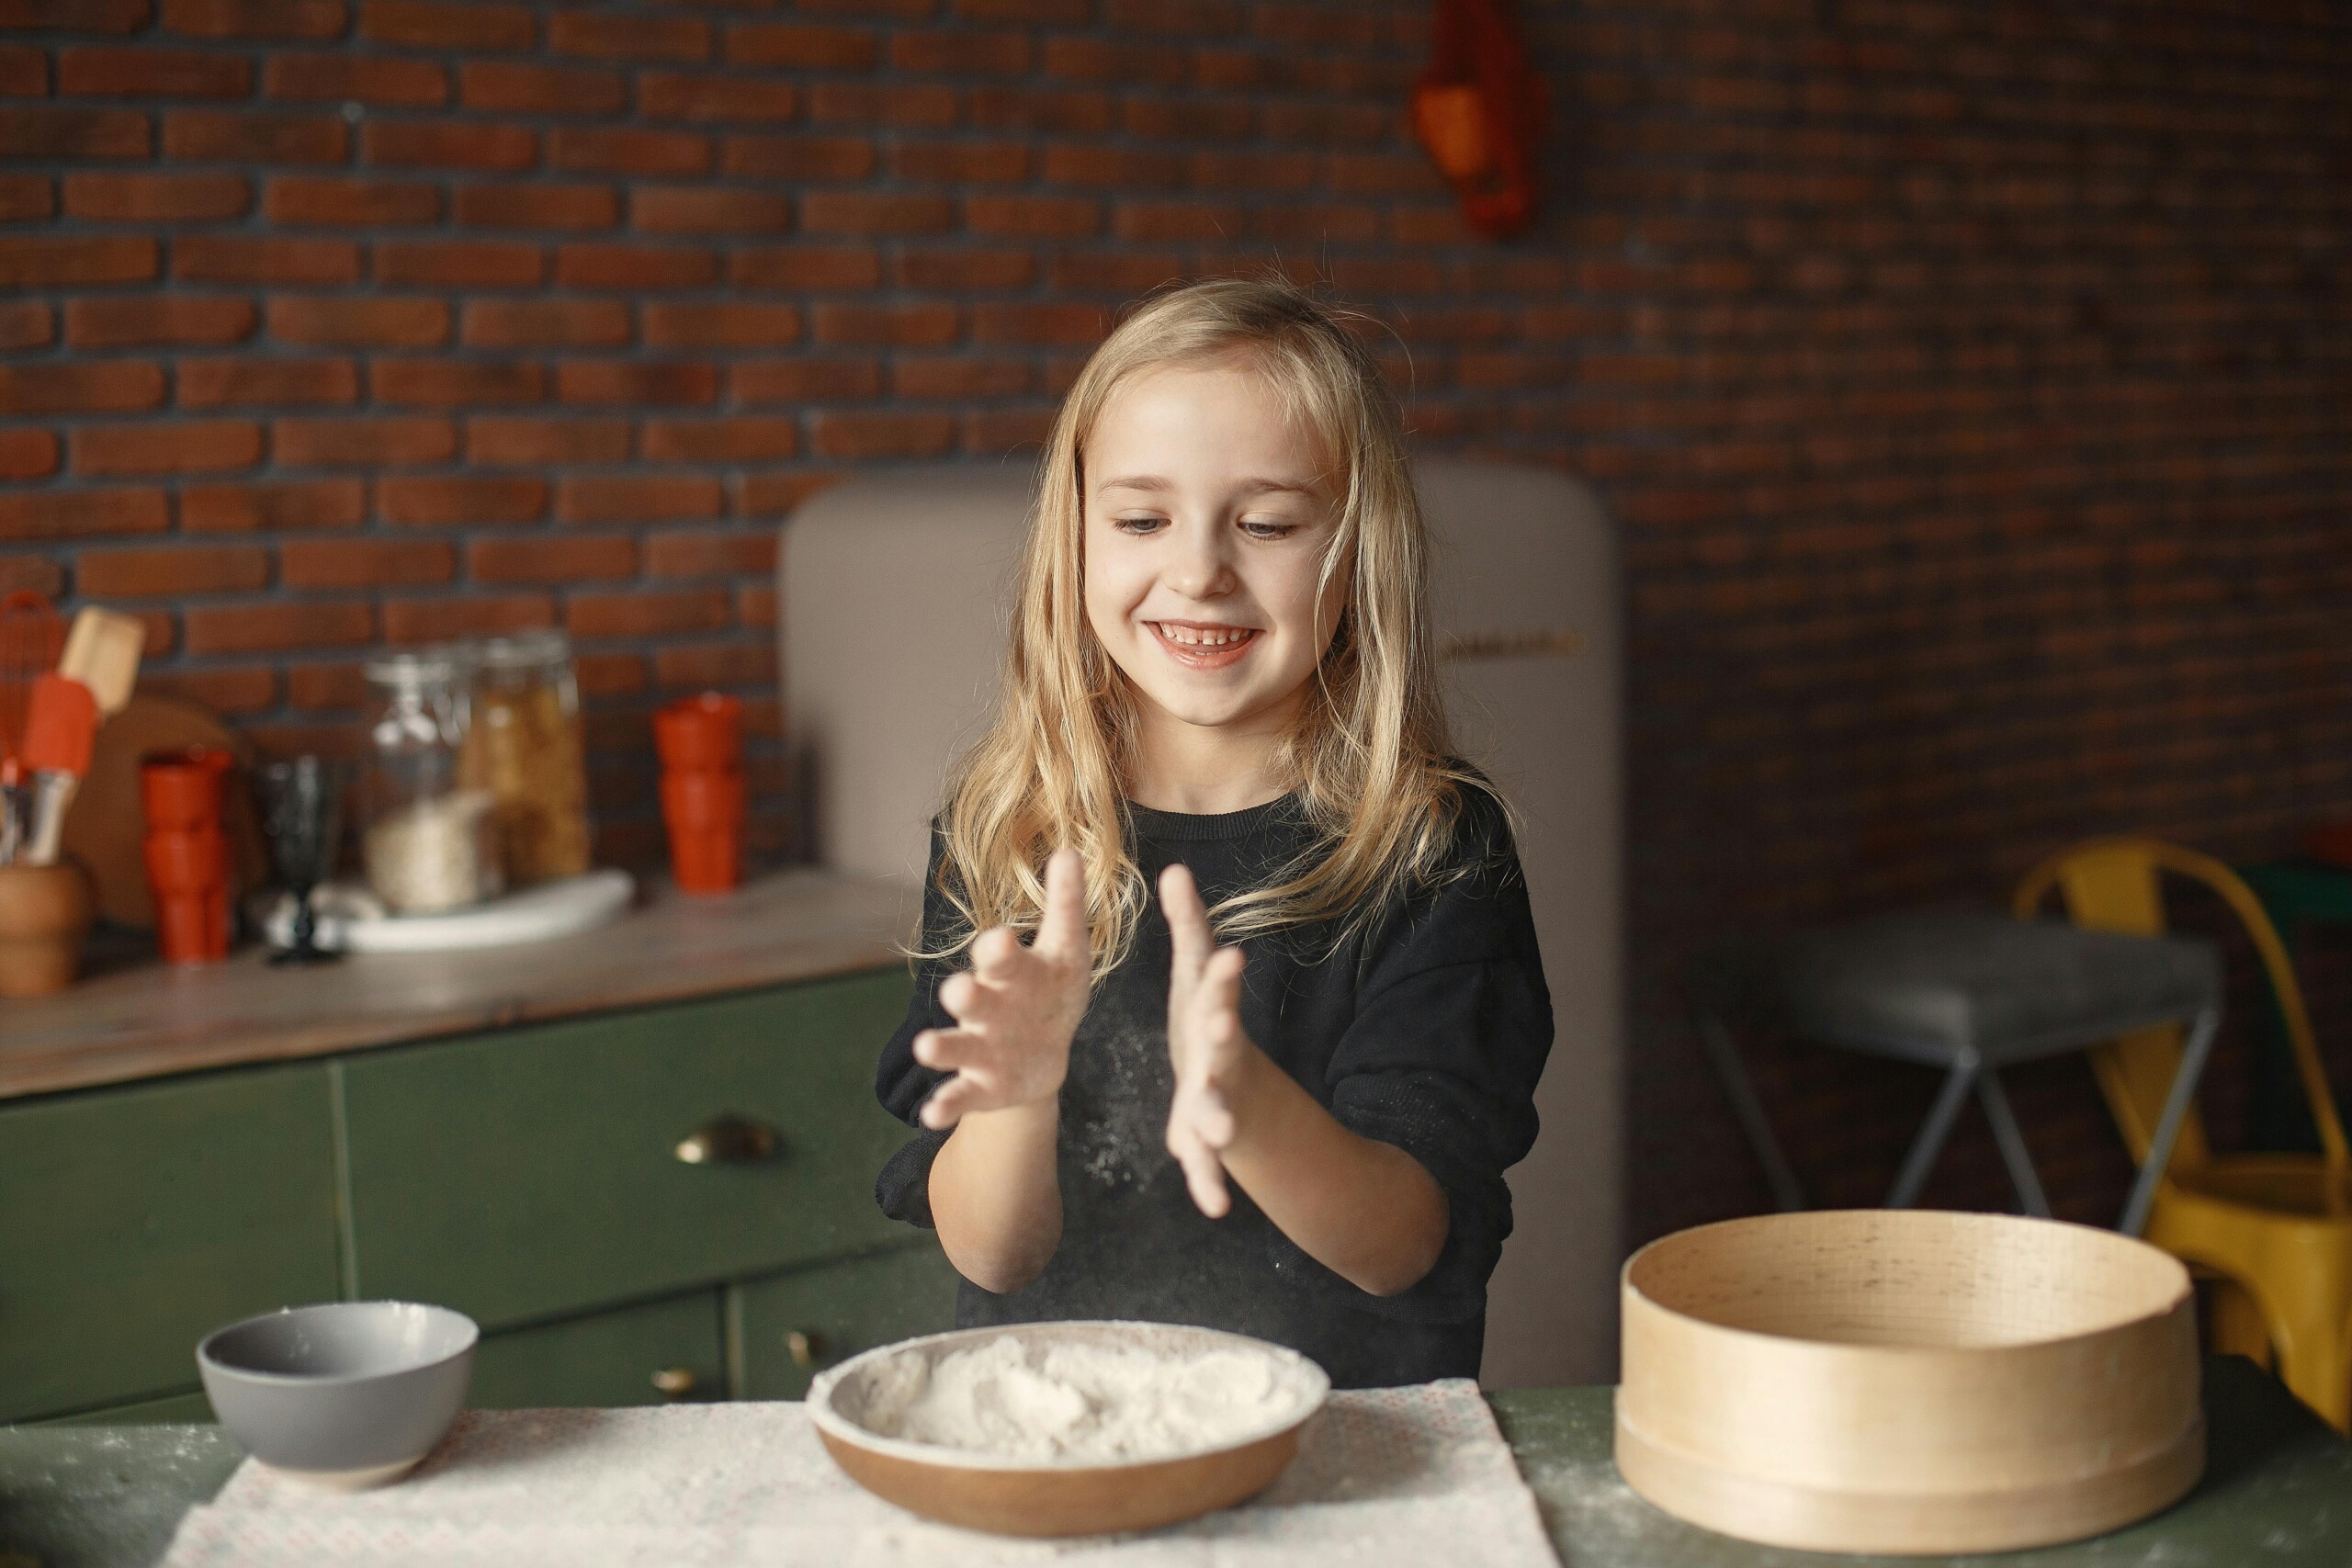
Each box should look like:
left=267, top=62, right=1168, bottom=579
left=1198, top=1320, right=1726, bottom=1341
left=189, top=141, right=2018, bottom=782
left=1411, top=0, right=1547, bottom=240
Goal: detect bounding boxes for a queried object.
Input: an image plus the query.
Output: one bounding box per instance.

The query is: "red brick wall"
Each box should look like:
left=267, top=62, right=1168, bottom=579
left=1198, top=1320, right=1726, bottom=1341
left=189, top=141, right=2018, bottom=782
left=3, top=1, right=2348, bottom=1245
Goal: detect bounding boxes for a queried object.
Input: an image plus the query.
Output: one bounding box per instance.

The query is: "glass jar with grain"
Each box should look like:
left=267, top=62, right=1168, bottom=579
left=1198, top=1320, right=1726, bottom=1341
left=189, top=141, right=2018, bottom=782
left=361, top=651, right=502, bottom=914
left=459, top=629, right=592, bottom=886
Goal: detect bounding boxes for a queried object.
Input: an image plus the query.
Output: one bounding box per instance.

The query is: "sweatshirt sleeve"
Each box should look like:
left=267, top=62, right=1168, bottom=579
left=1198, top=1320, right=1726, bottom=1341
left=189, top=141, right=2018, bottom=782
left=1313, top=788, right=1555, bottom=1324
left=872, top=828, right=961, bottom=1228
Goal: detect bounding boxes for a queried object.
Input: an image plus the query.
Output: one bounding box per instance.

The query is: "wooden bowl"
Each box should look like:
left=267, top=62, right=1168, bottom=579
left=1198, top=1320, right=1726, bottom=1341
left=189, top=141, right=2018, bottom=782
left=807, top=1321, right=1329, bottom=1537
left=1615, top=1210, right=2203, bottom=1556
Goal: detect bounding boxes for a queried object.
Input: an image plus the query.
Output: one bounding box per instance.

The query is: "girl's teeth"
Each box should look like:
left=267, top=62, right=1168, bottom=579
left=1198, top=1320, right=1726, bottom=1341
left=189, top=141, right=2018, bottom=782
left=1159, top=625, right=1248, bottom=647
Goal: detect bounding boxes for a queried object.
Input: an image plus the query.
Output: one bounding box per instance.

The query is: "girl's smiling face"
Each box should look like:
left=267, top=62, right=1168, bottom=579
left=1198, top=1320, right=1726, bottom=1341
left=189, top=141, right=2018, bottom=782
left=1081, top=362, right=1349, bottom=758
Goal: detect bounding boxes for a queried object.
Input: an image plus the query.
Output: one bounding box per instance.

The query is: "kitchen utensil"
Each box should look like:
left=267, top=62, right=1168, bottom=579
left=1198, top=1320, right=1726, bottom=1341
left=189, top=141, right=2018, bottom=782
left=197, top=1302, right=477, bottom=1491
left=19, top=672, right=97, bottom=866
left=58, top=605, right=143, bottom=716
left=0, top=588, right=63, bottom=774
left=1614, top=1209, right=2203, bottom=1555
left=61, top=694, right=265, bottom=928
left=255, top=756, right=345, bottom=966
left=807, top=1321, right=1329, bottom=1538
left=0, top=859, right=94, bottom=997
left=141, top=748, right=232, bottom=964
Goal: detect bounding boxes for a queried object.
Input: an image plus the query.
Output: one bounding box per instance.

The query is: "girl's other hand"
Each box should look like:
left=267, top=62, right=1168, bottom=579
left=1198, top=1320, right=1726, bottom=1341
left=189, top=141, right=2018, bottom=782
left=1159, top=862, right=1250, bottom=1218
left=915, top=849, right=1090, bottom=1130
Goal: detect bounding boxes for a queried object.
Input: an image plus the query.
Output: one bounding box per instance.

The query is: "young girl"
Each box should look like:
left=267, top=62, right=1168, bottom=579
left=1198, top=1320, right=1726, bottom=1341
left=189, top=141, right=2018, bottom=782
left=873, top=277, right=1552, bottom=1389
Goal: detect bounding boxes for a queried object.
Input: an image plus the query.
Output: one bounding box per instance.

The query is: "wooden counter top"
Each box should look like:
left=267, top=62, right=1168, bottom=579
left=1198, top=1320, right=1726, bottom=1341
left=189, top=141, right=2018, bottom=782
left=0, top=871, right=920, bottom=1103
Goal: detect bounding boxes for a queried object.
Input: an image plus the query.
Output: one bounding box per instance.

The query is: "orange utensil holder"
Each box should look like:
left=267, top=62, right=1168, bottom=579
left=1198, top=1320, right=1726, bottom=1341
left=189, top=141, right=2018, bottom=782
left=656, top=694, right=746, bottom=896
left=141, top=749, right=232, bottom=964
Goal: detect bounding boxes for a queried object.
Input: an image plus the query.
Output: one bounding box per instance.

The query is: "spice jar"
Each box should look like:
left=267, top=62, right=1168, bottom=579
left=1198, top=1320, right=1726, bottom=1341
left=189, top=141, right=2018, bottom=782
left=362, top=651, right=502, bottom=915
left=459, top=629, right=591, bottom=886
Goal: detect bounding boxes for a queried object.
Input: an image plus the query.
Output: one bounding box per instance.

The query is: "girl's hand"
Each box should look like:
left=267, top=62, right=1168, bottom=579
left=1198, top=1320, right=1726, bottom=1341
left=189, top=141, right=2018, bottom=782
left=914, top=849, right=1090, bottom=1130
left=1160, top=863, right=1251, bottom=1218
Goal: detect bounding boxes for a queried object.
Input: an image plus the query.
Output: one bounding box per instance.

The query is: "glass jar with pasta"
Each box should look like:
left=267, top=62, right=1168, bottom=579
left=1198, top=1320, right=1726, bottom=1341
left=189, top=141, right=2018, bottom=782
left=459, top=629, right=592, bottom=885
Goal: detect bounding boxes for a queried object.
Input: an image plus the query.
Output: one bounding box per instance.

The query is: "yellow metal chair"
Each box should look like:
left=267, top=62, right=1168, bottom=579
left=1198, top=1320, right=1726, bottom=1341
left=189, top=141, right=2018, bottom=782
left=2016, top=836, right=2352, bottom=1432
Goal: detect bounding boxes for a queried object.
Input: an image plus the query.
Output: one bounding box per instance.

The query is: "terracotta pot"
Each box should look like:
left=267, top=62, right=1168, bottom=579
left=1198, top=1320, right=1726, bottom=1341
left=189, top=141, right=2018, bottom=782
left=0, top=860, right=95, bottom=998
left=654, top=693, right=743, bottom=773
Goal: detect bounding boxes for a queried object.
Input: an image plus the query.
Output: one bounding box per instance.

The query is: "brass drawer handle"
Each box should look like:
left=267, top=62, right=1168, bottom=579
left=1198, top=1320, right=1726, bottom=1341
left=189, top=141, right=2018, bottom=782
left=786, top=1330, right=823, bottom=1371
left=651, top=1366, right=697, bottom=1400
left=674, top=1113, right=780, bottom=1166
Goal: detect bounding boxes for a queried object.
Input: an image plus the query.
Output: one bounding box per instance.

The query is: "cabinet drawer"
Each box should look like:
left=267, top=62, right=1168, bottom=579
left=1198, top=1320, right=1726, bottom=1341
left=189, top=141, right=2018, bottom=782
left=341, top=970, right=915, bottom=1329
left=734, top=1242, right=960, bottom=1401
left=471, top=1293, right=725, bottom=1410
left=0, top=1066, right=340, bottom=1423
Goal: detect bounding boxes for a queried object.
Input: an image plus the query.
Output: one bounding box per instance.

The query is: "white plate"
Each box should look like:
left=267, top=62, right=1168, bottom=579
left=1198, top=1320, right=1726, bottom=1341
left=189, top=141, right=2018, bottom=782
left=254, top=869, right=635, bottom=953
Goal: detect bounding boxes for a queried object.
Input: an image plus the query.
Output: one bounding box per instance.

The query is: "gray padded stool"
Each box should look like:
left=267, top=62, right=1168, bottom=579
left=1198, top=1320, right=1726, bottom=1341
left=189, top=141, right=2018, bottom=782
left=1696, top=907, right=2224, bottom=1235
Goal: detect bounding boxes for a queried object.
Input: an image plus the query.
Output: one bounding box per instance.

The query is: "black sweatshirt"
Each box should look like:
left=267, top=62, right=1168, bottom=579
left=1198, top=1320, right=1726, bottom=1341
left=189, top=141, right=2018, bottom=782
left=871, top=785, right=1554, bottom=1389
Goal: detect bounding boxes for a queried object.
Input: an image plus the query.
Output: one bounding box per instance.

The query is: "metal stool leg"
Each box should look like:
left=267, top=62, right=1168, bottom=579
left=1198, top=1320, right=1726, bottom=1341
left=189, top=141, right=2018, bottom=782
left=1975, top=1071, right=2052, bottom=1218
left=2120, top=1007, right=2221, bottom=1236
left=1695, top=1009, right=1805, bottom=1213
left=1887, top=1059, right=1978, bottom=1209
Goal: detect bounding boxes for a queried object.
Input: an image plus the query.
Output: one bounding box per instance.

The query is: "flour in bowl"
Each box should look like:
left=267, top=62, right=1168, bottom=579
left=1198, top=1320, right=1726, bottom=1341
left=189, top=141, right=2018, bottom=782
left=862, top=1334, right=1296, bottom=1462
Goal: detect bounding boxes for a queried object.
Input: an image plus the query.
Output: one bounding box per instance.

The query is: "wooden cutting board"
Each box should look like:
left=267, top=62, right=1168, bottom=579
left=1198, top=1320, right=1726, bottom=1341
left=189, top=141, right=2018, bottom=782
left=60, top=694, right=267, bottom=930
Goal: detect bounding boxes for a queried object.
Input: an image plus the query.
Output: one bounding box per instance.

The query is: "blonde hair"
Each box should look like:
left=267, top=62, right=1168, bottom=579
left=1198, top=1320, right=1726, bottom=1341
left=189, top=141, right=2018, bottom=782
left=928, top=276, right=1483, bottom=980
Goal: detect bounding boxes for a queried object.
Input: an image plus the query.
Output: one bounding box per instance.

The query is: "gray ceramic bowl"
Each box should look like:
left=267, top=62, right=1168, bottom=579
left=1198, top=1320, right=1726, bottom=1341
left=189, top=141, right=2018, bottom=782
left=198, top=1302, right=478, bottom=1490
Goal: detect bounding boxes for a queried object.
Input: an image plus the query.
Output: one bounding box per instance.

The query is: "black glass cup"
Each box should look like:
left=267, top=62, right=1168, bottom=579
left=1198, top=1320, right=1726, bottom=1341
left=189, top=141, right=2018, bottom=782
left=256, top=756, right=345, bottom=966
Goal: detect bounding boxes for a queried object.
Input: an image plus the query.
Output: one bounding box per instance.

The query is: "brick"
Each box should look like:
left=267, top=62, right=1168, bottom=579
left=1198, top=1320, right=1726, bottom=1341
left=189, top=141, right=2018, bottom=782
left=811, top=410, right=956, bottom=459
left=383, top=593, right=549, bottom=646
left=74, top=418, right=260, bottom=476
left=185, top=599, right=371, bottom=656
left=280, top=536, right=451, bottom=589
left=548, top=10, right=708, bottom=62
left=726, top=22, right=874, bottom=70
left=812, top=301, right=957, bottom=347
left=632, top=185, right=789, bottom=235
left=264, top=51, right=445, bottom=107
left=163, top=108, right=345, bottom=163
left=376, top=239, right=543, bottom=288
left=462, top=298, right=629, bottom=349
left=469, top=534, right=638, bottom=583
left=556, top=474, right=721, bottom=525
left=0, top=361, right=161, bottom=414
left=285, top=661, right=368, bottom=710
left=57, top=45, right=249, bottom=96
left=897, top=247, right=1034, bottom=289
left=721, top=132, right=873, bottom=182
left=972, top=302, right=1104, bottom=345
left=0, top=300, right=51, bottom=349
left=550, top=126, right=709, bottom=177
left=639, top=72, right=797, bottom=125
left=181, top=477, right=364, bottom=531
left=62, top=170, right=244, bottom=220
left=268, top=296, right=448, bottom=348
left=652, top=639, right=776, bottom=691
left=892, top=30, right=1027, bottom=75
left=963, top=193, right=1099, bottom=238
left=807, top=83, right=955, bottom=130
left=0, top=0, right=149, bottom=30
left=730, top=244, right=878, bottom=290
left=799, top=191, right=951, bottom=236
left=141, top=665, right=278, bottom=715
left=571, top=651, right=643, bottom=699
left=273, top=414, right=452, bottom=467
left=566, top=588, right=729, bottom=639
left=1112, top=199, right=1244, bottom=243
left=0, top=427, right=56, bottom=479
left=76, top=542, right=266, bottom=596
left=454, top=182, right=618, bottom=231
left=731, top=357, right=879, bottom=403
left=363, top=119, right=535, bottom=171
left=0, top=106, right=148, bottom=158
left=177, top=356, right=356, bottom=408
left=162, top=0, right=343, bottom=39
left=0, top=172, right=49, bottom=220
left=65, top=296, right=253, bottom=347
left=640, top=416, right=797, bottom=464
left=642, top=301, right=799, bottom=349
left=555, top=360, right=716, bottom=406
left=893, top=139, right=1028, bottom=184
left=0, top=234, right=154, bottom=286
left=370, top=358, right=546, bottom=407
left=0, top=550, right=62, bottom=596
left=360, top=0, right=529, bottom=51
left=0, top=487, right=167, bottom=541
left=644, top=528, right=775, bottom=579
left=893, top=356, right=1029, bottom=400
left=736, top=471, right=839, bottom=518
left=378, top=474, right=546, bottom=526
left=556, top=243, right=716, bottom=289
left=265, top=175, right=440, bottom=226
left=954, top=0, right=1089, bottom=20
left=967, top=85, right=1111, bottom=133
left=963, top=407, right=1053, bottom=453
left=465, top=414, right=629, bottom=466
left=0, top=42, right=39, bottom=93
left=459, top=61, right=624, bottom=116
left=174, top=233, right=356, bottom=285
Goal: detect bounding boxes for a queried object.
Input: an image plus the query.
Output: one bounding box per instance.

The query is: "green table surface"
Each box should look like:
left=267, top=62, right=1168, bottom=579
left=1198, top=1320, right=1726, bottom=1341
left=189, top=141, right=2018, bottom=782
left=2, top=1359, right=2345, bottom=1568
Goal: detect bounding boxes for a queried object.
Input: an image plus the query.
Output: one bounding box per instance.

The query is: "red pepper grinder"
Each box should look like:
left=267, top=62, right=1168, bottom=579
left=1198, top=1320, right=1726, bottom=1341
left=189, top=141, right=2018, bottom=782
left=654, top=693, right=745, bottom=895
left=140, top=746, right=233, bottom=964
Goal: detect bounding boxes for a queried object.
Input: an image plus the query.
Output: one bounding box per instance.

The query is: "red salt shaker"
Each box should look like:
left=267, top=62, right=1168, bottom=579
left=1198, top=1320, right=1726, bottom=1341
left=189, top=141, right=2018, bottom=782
left=140, top=746, right=234, bottom=964
left=654, top=693, right=744, bottom=895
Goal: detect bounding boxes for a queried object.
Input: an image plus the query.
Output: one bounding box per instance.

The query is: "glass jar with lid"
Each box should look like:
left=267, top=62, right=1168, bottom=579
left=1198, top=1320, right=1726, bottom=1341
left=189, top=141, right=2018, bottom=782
left=459, top=628, right=592, bottom=885
left=360, top=651, right=502, bottom=914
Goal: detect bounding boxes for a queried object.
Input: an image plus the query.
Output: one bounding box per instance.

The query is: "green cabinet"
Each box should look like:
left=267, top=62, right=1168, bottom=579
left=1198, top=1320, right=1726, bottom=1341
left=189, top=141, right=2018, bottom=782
left=0, top=1066, right=340, bottom=1423
left=471, top=1292, right=728, bottom=1410
left=733, top=1242, right=960, bottom=1401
